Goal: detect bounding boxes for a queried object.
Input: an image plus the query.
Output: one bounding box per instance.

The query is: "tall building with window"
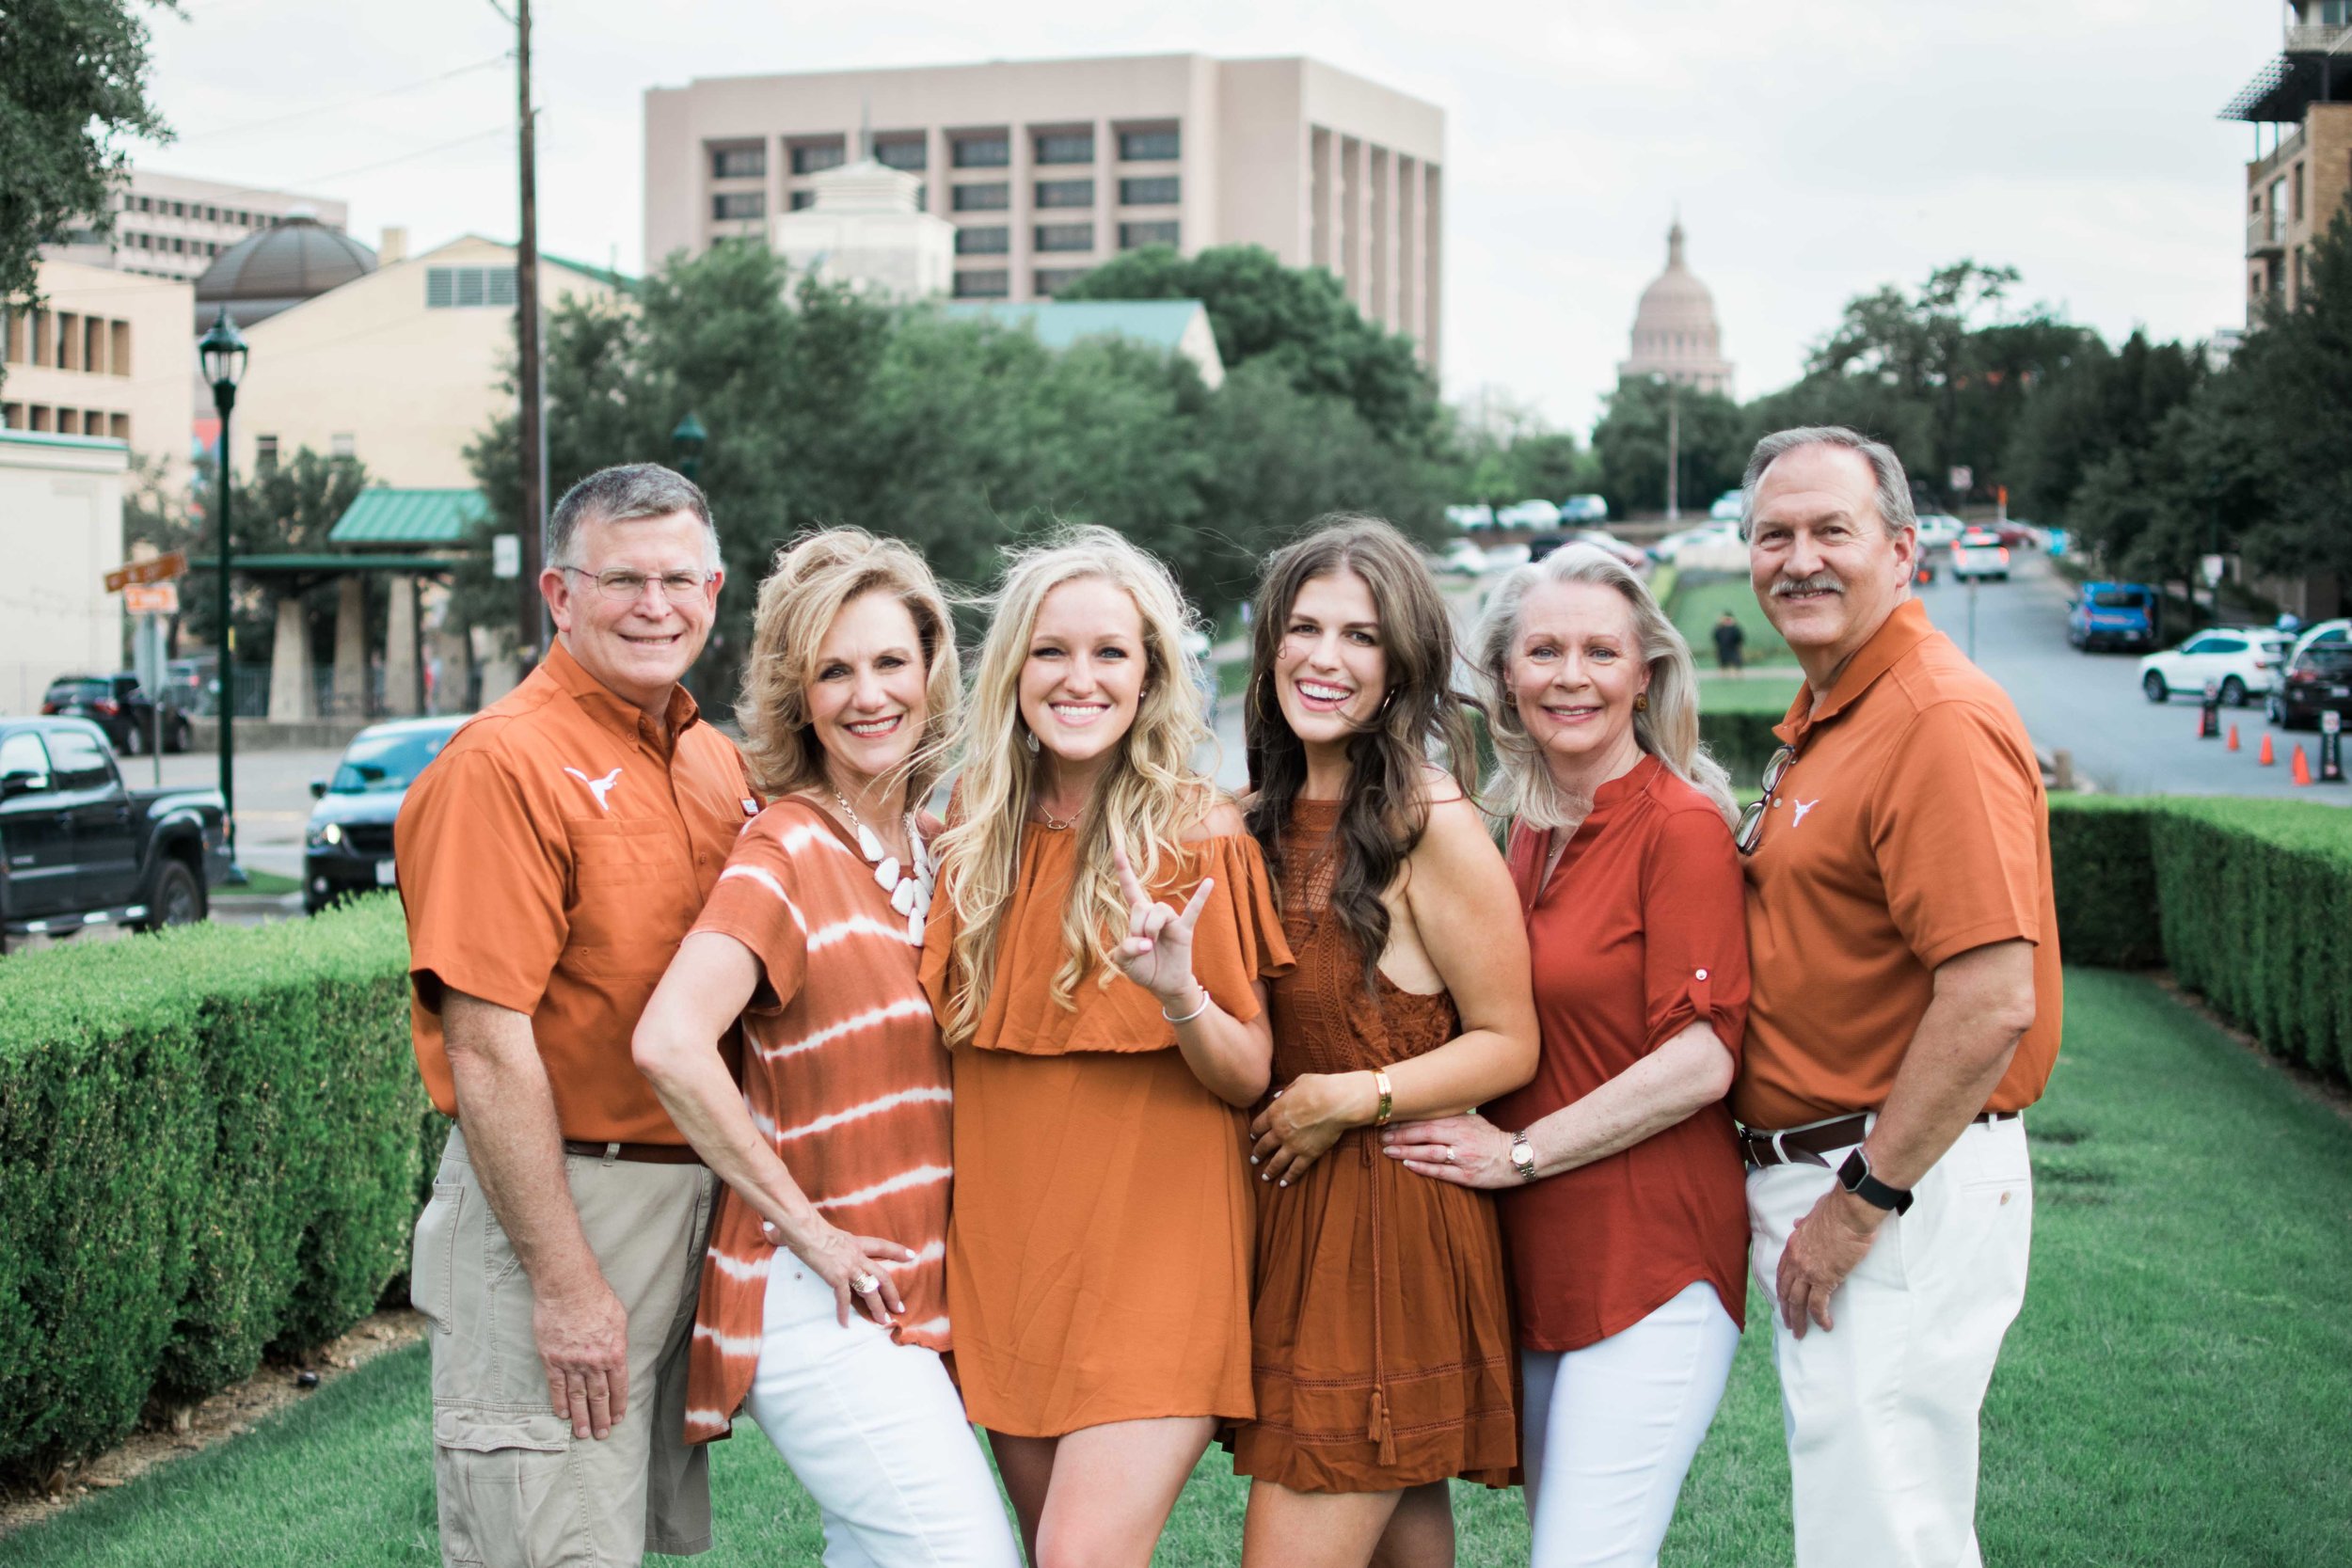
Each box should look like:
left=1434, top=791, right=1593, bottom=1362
left=40, top=167, right=351, bottom=285
left=644, top=54, right=1446, bottom=366
left=2, top=259, right=196, bottom=486
left=2225, top=1, right=2352, bottom=315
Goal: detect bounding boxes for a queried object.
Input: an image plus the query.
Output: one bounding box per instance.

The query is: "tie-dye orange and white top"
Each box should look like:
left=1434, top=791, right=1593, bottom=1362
left=681, top=797, right=953, bottom=1443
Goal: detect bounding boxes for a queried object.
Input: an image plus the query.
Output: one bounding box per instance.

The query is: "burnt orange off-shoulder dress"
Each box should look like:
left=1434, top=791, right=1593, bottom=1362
left=919, top=821, right=1294, bottom=1436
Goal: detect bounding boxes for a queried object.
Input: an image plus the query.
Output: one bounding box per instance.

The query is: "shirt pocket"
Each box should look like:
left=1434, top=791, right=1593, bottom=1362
left=564, top=817, right=689, bottom=974
left=566, top=816, right=682, bottom=889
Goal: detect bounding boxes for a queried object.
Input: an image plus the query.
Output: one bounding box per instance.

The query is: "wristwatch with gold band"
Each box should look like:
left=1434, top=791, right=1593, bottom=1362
left=1509, top=1132, right=1538, bottom=1181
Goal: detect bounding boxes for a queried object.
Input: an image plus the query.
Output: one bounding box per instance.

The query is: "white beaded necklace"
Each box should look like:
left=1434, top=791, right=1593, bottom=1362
left=829, top=786, right=934, bottom=945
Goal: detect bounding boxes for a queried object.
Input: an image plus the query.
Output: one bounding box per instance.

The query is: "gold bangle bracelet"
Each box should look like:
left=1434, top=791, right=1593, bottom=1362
left=1372, top=1069, right=1394, bottom=1127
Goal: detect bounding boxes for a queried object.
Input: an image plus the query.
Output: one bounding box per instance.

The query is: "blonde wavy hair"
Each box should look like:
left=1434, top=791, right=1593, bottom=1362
left=734, top=528, right=961, bottom=804
left=933, top=525, right=1214, bottom=1045
left=1473, top=543, right=1737, bottom=831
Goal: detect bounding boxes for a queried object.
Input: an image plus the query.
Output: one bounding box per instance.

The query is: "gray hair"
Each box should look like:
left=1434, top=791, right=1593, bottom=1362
left=546, top=463, right=721, bottom=572
left=1739, top=426, right=1916, bottom=542
left=1472, top=543, right=1737, bottom=832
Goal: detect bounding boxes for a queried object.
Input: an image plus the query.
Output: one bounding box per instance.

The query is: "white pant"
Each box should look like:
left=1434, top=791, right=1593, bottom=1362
left=743, top=1258, right=1021, bottom=1568
left=1520, top=1281, right=1740, bottom=1568
left=1745, top=1116, right=2033, bottom=1568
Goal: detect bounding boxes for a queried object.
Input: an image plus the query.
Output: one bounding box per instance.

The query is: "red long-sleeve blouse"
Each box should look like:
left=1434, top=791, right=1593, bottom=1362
left=1486, top=753, right=1752, bottom=1352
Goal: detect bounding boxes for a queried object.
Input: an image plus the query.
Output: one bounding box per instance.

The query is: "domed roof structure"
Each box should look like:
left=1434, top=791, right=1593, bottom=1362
left=195, top=214, right=377, bottom=328
left=1617, top=219, right=1735, bottom=397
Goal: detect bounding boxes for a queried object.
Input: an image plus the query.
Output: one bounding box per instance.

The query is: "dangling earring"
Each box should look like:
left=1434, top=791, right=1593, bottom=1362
left=1633, top=693, right=1649, bottom=712
left=1021, top=722, right=1039, bottom=755
left=1377, top=688, right=1398, bottom=717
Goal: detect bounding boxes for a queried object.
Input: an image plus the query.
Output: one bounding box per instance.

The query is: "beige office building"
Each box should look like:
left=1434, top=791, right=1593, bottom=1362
left=0, top=431, right=128, bottom=714
left=41, top=166, right=351, bottom=286
left=2, top=259, right=197, bottom=484
left=644, top=54, right=1446, bottom=366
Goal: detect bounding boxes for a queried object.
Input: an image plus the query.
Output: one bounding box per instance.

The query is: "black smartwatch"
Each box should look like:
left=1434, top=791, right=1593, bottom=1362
left=1836, top=1148, right=1914, bottom=1215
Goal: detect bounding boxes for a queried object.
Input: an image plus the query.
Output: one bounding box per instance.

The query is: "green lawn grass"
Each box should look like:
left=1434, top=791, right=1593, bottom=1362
left=1697, top=673, right=1804, bottom=716
left=1671, top=572, right=1795, bottom=670
left=12, top=969, right=2350, bottom=1566
left=227, top=870, right=302, bottom=897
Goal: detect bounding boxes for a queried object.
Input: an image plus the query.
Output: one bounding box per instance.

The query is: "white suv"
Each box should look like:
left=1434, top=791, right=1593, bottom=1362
left=2138, top=628, right=2291, bottom=707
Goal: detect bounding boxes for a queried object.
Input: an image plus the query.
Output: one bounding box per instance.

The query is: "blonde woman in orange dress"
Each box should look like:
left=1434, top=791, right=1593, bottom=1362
left=922, top=525, right=1294, bottom=1568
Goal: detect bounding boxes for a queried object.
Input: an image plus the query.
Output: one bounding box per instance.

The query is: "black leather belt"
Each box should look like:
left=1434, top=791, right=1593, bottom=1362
left=1739, top=1110, right=2018, bottom=1170
left=561, top=1139, right=704, bottom=1165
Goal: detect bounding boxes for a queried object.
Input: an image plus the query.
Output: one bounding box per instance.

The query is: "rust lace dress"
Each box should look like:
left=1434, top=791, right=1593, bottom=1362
left=1232, top=797, right=1518, bottom=1494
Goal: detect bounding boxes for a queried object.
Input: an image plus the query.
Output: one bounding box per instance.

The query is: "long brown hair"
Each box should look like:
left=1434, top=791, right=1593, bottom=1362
left=1243, top=515, right=1478, bottom=990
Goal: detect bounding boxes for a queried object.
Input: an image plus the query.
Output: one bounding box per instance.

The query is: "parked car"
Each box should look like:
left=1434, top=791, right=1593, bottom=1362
left=1559, top=494, right=1610, bottom=524
left=1915, top=514, right=1966, bottom=548
left=2138, top=628, right=2290, bottom=706
left=1444, top=503, right=1496, bottom=532
left=304, top=716, right=466, bottom=913
left=1530, top=530, right=1649, bottom=574
left=1497, top=498, right=1564, bottom=531
left=1991, top=519, right=2040, bottom=549
left=0, top=717, right=230, bottom=950
left=1708, top=489, right=1744, bottom=522
left=2068, top=582, right=2158, bottom=651
left=40, top=673, right=193, bottom=754
left=1437, top=538, right=1488, bottom=576
left=2267, top=642, right=2352, bottom=730
left=1950, top=529, right=2011, bottom=582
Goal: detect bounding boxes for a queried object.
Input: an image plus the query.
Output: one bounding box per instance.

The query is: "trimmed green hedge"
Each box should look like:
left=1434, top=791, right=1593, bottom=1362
left=2049, top=795, right=2352, bottom=1082
left=0, top=895, right=436, bottom=1482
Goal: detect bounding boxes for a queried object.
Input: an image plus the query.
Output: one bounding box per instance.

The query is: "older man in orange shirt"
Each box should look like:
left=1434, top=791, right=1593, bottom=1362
left=1733, top=427, right=2059, bottom=1568
left=398, top=464, right=755, bottom=1567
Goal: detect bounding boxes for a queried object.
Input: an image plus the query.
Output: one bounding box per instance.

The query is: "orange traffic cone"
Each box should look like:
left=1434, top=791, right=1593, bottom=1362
left=2293, top=745, right=2312, bottom=785
left=2260, top=732, right=2277, bottom=766
left=2228, top=723, right=2241, bottom=752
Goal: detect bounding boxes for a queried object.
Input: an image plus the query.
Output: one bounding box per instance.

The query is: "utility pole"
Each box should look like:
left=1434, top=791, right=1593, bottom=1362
left=513, top=0, right=547, bottom=663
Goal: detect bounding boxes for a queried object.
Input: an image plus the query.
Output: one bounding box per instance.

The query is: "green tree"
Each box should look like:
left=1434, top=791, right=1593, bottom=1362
left=0, top=0, right=174, bottom=388
left=1053, top=245, right=1443, bottom=451
left=175, top=449, right=373, bottom=670
left=2001, top=329, right=2204, bottom=524
left=1452, top=389, right=1595, bottom=508
left=1590, top=377, right=1745, bottom=517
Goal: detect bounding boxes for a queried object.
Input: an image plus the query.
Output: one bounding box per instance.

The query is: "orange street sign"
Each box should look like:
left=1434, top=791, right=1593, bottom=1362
left=103, top=550, right=188, bottom=593
left=125, top=582, right=181, bottom=615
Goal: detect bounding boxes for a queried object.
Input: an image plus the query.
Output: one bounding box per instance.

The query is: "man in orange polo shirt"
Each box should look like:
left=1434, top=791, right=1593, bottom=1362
left=398, top=464, right=755, bottom=1566
left=1733, top=427, right=2058, bottom=1568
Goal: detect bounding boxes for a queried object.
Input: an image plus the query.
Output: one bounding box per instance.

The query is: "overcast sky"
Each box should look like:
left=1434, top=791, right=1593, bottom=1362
left=135, top=0, right=2280, bottom=432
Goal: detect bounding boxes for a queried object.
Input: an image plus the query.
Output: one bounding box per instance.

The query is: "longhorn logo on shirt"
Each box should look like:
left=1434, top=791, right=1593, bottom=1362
left=1791, top=798, right=1820, bottom=826
left=564, top=767, right=624, bottom=812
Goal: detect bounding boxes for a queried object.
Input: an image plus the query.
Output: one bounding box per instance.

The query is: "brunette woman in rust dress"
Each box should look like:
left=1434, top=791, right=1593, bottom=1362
left=1234, top=518, right=1538, bottom=1568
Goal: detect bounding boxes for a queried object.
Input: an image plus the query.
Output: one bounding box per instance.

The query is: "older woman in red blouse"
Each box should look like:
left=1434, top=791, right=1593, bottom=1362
left=1383, top=542, right=1750, bottom=1567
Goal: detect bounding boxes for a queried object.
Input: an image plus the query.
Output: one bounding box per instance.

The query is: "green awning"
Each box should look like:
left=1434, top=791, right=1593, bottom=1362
left=328, top=488, right=489, bottom=546
left=185, top=554, right=464, bottom=575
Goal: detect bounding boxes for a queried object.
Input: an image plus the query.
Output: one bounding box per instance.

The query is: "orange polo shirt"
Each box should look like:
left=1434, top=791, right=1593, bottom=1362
left=1735, top=597, right=2062, bottom=1131
left=396, top=639, right=757, bottom=1144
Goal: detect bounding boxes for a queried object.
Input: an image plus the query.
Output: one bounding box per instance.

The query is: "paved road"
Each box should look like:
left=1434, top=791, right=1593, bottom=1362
left=1912, top=551, right=2347, bottom=803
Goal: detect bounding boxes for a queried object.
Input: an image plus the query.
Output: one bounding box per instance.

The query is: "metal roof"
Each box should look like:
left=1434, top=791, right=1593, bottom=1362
left=186, top=554, right=465, bottom=576
left=941, top=299, right=1210, bottom=356
left=328, top=488, right=489, bottom=546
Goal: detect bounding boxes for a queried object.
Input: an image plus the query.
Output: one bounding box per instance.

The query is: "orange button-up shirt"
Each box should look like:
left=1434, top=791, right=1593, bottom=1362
left=396, top=639, right=755, bottom=1144
left=1736, top=598, right=2062, bottom=1131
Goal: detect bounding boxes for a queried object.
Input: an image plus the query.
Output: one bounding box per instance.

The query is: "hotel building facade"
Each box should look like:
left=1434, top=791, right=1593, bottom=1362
left=644, top=54, right=1446, bottom=366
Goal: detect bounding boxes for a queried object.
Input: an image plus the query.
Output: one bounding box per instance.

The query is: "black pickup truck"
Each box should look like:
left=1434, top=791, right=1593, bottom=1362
left=0, top=716, right=231, bottom=952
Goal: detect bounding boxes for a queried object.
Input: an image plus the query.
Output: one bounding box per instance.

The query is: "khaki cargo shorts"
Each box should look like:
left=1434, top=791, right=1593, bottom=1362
left=411, top=1125, right=718, bottom=1567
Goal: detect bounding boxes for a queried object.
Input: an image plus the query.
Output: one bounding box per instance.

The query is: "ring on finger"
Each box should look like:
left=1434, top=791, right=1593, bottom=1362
left=1441, top=1145, right=1454, bottom=1164
left=850, top=1271, right=881, bottom=1296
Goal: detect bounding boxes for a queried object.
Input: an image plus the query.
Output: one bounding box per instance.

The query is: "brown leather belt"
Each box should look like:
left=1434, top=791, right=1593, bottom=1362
left=1739, top=1110, right=2018, bottom=1170
left=562, top=1139, right=705, bottom=1165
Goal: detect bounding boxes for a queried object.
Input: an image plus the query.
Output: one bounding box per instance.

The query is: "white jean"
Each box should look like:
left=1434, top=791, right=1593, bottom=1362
left=1520, top=1281, right=1740, bottom=1568
left=1745, top=1115, right=2033, bottom=1568
left=742, top=1257, right=1021, bottom=1568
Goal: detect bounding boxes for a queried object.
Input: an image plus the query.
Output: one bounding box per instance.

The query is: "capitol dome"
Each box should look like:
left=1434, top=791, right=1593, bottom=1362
left=195, top=214, right=377, bottom=329
left=1617, top=219, right=1735, bottom=397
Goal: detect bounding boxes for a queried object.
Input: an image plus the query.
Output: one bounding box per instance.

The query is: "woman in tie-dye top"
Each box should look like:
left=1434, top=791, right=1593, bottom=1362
left=634, top=529, right=1019, bottom=1568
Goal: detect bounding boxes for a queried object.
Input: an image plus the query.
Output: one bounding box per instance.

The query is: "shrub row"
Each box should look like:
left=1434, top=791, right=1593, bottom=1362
left=0, top=895, right=438, bottom=1482
left=2049, top=794, right=2352, bottom=1082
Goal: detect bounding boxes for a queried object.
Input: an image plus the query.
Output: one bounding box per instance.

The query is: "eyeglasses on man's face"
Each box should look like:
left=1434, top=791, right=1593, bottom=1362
left=562, top=565, right=716, bottom=604
left=1735, top=744, right=1796, bottom=855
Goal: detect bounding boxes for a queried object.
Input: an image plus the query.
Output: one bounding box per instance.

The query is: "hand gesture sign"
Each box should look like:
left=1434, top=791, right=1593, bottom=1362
left=1111, top=843, right=1213, bottom=1011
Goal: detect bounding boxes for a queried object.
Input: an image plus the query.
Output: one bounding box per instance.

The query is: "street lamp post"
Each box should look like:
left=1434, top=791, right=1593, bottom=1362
left=671, top=411, right=707, bottom=483
left=1654, top=372, right=1682, bottom=522
left=199, top=308, right=248, bottom=873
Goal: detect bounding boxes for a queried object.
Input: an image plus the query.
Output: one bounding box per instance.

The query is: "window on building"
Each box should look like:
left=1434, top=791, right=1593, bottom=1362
left=712, top=191, right=767, bottom=221
left=57, top=409, right=80, bottom=436
left=171, top=237, right=185, bottom=254
left=952, top=182, right=1010, bottom=212
left=1120, top=176, right=1180, bottom=206
left=28, top=404, right=53, bottom=432
left=1034, top=267, right=1091, bottom=296
left=953, top=269, right=1010, bottom=299
left=426, top=265, right=521, bottom=308
left=874, top=137, right=927, bottom=171
left=2270, top=176, right=2289, bottom=243
left=1034, top=131, right=1094, bottom=166
left=205, top=205, right=218, bottom=221
left=1034, top=223, right=1093, bottom=253
left=109, top=413, right=129, bottom=442
left=1120, top=221, right=1179, bottom=250
left=256, top=436, right=279, bottom=470
left=171, top=201, right=185, bottom=217
left=0, top=403, right=19, bottom=429
left=791, top=140, right=846, bottom=175
left=711, top=146, right=766, bottom=179
left=955, top=226, right=1010, bottom=256
left=952, top=135, right=1010, bottom=168
left=1035, top=179, right=1094, bottom=208
left=1119, top=128, right=1181, bottom=162
left=789, top=190, right=817, bottom=211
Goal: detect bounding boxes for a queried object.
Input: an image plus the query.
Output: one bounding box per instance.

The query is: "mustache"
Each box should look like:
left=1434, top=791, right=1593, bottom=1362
left=1771, top=572, right=1845, bottom=598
